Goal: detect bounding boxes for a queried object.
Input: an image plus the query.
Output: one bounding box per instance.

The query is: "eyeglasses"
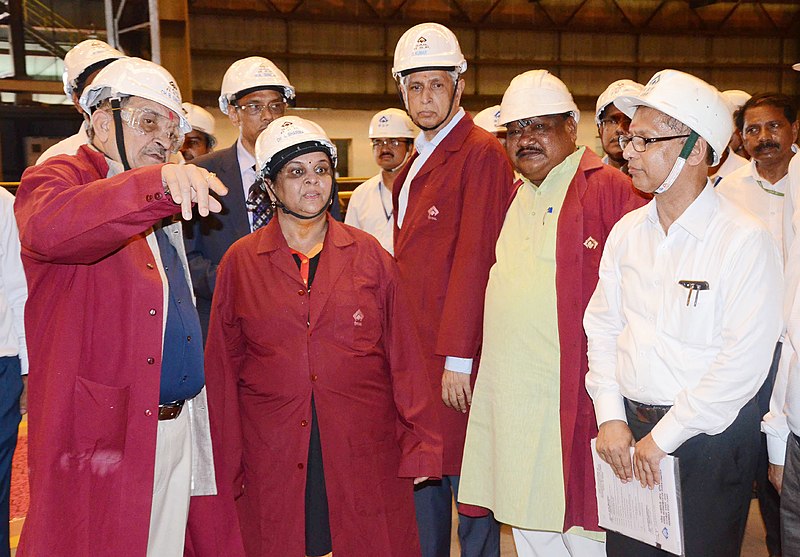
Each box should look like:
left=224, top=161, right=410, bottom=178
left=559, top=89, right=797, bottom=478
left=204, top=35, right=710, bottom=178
left=119, top=107, right=184, bottom=153
left=235, top=101, right=287, bottom=117
left=599, top=114, right=630, bottom=129
left=618, top=134, right=691, bottom=153
left=371, top=139, right=408, bottom=148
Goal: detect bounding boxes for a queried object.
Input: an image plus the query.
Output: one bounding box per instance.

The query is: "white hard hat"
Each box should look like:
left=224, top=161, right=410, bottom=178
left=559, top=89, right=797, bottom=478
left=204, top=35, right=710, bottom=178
left=255, top=116, right=337, bottom=179
left=595, top=79, right=643, bottom=125
left=218, top=56, right=295, bottom=115
left=793, top=63, right=800, bottom=71
left=721, top=89, right=751, bottom=111
left=368, top=108, right=417, bottom=139
left=79, top=57, right=191, bottom=135
left=392, top=23, right=467, bottom=79
left=473, top=105, right=506, bottom=134
left=63, top=39, right=125, bottom=96
left=182, top=102, right=217, bottom=146
left=615, top=69, right=732, bottom=166
left=499, top=70, right=580, bottom=126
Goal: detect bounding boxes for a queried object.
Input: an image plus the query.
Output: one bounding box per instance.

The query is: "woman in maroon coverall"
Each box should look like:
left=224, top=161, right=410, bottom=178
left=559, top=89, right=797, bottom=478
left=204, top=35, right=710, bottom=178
left=204, top=116, right=442, bottom=557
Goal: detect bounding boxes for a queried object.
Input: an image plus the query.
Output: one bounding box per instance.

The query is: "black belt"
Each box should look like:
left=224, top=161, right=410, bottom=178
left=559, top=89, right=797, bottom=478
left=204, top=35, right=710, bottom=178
left=158, top=400, right=185, bottom=421
left=625, top=398, right=672, bottom=425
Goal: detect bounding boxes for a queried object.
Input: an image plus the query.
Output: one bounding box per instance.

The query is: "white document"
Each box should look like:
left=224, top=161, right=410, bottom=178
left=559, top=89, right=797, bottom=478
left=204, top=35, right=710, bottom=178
left=591, top=439, right=685, bottom=556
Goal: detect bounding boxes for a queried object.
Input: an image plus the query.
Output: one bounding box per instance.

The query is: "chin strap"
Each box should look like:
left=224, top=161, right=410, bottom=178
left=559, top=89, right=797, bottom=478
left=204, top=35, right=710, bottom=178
left=653, top=131, right=699, bottom=195
left=110, top=98, right=131, bottom=171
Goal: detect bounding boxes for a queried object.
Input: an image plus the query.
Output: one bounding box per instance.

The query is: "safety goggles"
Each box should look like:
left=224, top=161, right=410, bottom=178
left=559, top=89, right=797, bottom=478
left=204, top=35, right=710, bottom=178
left=119, top=106, right=184, bottom=153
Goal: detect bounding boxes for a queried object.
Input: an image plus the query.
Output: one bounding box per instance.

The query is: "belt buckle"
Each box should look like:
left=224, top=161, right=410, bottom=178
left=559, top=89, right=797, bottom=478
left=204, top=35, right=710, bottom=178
left=158, top=400, right=185, bottom=421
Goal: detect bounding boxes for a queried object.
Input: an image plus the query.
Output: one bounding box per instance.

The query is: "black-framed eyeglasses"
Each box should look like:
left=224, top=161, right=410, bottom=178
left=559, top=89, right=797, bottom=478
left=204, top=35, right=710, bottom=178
left=371, top=138, right=408, bottom=148
left=235, top=101, right=287, bottom=117
left=619, top=134, right=691, bottom=153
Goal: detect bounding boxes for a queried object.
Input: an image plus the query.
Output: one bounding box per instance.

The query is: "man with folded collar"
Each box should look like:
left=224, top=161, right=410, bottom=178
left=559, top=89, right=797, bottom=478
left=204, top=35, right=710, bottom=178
left=585, top=69, right=783, bottom=557
left=14, top=57, right=239, bottom=557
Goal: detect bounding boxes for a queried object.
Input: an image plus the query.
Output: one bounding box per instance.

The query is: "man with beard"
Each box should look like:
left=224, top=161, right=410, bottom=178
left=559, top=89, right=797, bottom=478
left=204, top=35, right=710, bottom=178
left=180, top=103, right=217, bottom=162
left=14, top=57, right=238, bottom=557
left=184, top=57, right=340, bottom=340
left=459, top=69, right=645, bottom=557
left=345, top=108, right=416, bottom=254
left=595, top=79, right=643, bottom=176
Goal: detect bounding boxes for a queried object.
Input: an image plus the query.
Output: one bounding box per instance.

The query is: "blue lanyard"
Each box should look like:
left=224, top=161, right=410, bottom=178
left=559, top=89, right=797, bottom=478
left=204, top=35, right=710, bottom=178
left=378, top=181, right=393, bottom=222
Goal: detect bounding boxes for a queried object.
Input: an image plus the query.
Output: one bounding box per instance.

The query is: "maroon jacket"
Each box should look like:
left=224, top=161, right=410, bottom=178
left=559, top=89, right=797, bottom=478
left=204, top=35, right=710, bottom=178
left=204, top=215, right=442, bottom=556
left=14, top=146, right=237, bottom=556
left=551, top=148, right=647, bottom=531
left=392, top=113, right=516, bottom=477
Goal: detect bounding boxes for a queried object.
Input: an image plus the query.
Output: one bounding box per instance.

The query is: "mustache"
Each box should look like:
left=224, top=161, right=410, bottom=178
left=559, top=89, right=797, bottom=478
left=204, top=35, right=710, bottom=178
left=379, top=150, right=394, bottom=157
left=145, top=146, right=168, bottom=161
left=755, top=141, right=781, bottom=153
left=516, top=146, right=544, bottom=157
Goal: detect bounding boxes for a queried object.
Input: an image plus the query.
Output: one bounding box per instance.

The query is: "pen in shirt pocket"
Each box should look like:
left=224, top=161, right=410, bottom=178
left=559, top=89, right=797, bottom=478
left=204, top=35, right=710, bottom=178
left=678, top=280, right=709, bottom=307
left=542, top=206, right=553, bottom=226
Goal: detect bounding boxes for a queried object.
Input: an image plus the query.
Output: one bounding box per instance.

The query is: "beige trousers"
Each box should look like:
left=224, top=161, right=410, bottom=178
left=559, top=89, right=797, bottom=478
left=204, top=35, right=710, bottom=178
left=146, top=407, right=193, bottom=557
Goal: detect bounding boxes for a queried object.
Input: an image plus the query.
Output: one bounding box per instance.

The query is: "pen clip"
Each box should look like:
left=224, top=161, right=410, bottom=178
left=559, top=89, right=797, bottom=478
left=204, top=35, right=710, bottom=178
left=678, top=280, right=710, bottom=307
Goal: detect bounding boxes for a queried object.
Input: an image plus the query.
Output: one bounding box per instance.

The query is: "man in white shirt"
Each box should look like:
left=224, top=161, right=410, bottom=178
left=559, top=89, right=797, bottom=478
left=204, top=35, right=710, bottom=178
left=36, top=39, right=125, bottom=164
left=0, top=187, right=27, bottom=557
left=717, top=94, right=797, bottom=246
left=763, top=61, right=800, bottom=555
left=594, top=79, right=643, bottom=175
left=585, top=69, right=783, bottom=557
left=344, top=108, right=416, bottom=254
left=717, top=91, right=797, bottom=557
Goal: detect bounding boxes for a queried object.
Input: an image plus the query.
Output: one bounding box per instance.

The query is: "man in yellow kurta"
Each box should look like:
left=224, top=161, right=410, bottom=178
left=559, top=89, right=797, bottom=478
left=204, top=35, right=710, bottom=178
left=458, top=70, right=646, bottom=557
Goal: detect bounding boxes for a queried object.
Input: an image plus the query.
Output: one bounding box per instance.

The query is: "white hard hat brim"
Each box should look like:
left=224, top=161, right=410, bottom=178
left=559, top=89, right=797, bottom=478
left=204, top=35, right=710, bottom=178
left=499, top=90, right=581, bottom=126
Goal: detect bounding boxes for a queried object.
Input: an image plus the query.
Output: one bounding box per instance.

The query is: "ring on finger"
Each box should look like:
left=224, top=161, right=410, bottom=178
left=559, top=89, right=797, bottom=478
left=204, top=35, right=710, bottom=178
left=206, top=171, right=216, bottom=182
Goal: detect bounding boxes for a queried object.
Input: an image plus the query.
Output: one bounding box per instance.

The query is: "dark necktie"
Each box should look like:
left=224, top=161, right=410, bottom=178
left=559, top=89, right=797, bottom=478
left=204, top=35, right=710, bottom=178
left=245, top=165, right=272, bottom=231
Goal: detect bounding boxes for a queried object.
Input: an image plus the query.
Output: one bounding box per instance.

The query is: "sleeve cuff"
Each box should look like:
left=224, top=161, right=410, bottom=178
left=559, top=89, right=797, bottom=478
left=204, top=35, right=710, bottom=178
left=765, top=430, right=789, bottom=465
left=445, top=356, right=473, bottom=374
left=594, top=392, right=627, bottom=428
left=650, top=411, right=690, bottom=454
